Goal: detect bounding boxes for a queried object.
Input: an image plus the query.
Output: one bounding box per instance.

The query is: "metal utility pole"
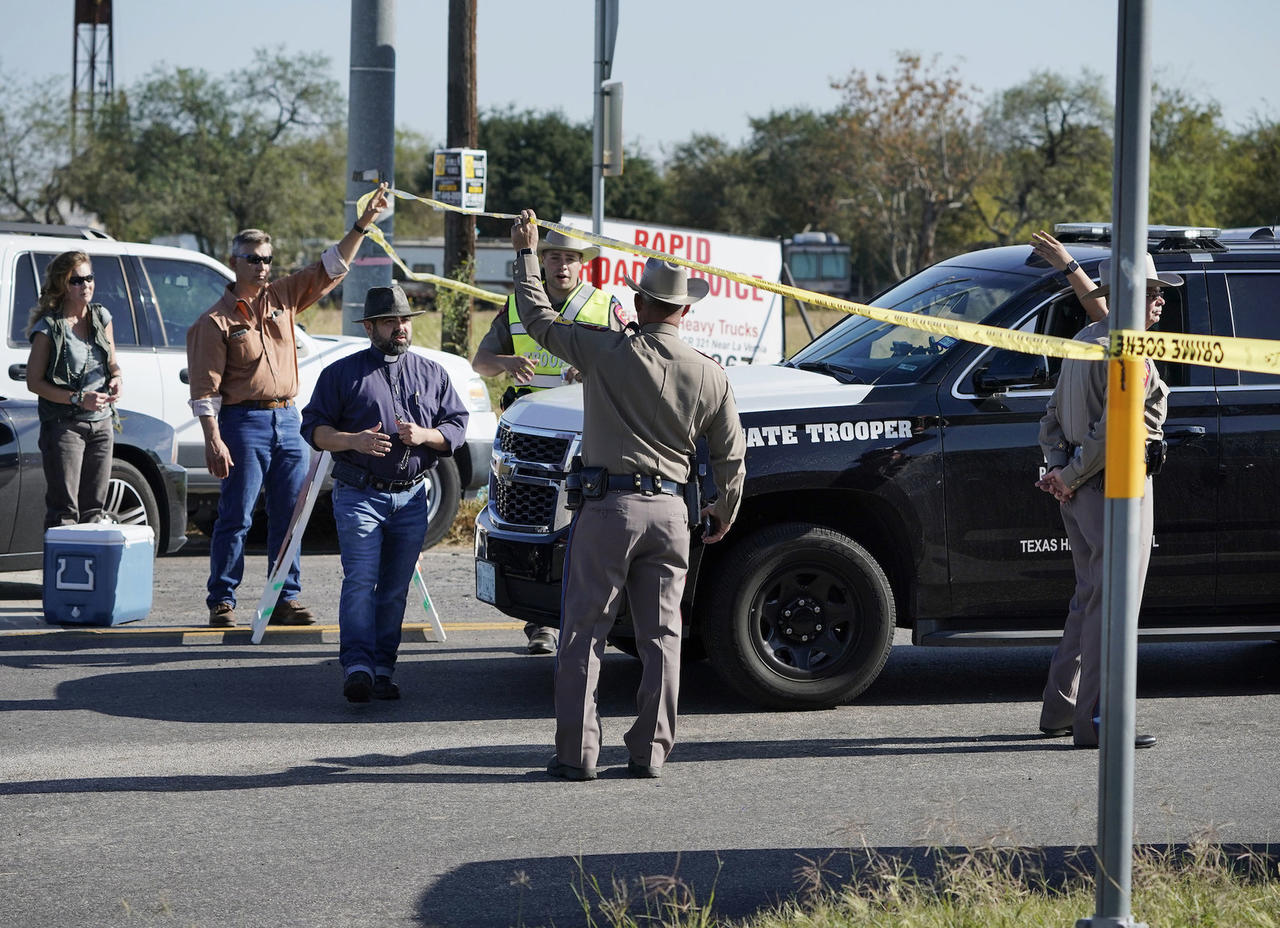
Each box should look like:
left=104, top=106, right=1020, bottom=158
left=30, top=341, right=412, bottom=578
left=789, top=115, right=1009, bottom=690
left=344, top=0, right=397, bottom=335
left=441, top=0, right=477, bottom=358
left=1086, top=2, right=1153, bottom=927
left=591, top=0, right=619, bottom=236
left=71, top=0, right=114, bottom=155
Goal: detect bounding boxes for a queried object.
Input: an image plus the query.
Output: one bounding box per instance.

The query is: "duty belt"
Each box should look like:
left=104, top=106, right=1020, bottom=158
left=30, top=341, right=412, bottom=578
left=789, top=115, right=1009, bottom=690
left=332, top=460, right=427, bottom=493
left=1068, top=438, right=1166, bottom=477
left=605, top=474, right=682, bottom=496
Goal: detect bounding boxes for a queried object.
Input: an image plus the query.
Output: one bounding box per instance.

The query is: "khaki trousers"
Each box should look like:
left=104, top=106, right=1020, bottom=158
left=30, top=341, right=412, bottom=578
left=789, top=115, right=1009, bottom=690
left=1040, top=475, right=1154, bottom=746
left=554, top=490, right=690, bottom=770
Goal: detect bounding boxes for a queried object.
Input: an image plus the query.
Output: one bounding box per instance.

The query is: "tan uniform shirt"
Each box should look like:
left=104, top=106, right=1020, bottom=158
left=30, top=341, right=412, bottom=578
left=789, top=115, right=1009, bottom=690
left=513, top=251, right=746, bottom=525
left=1040, top=320, right=1169, bottom=490
left=186, top=251, right=345, bottom=410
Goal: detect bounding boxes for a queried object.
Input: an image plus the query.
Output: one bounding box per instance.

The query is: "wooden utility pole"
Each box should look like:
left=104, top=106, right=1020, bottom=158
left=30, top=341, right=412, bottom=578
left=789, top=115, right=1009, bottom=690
left=441, top=0, right=477, bottom=358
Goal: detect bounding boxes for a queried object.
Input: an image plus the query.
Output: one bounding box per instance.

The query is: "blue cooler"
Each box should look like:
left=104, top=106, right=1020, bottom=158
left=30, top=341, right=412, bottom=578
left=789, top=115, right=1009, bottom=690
left=43, top=524, right=155, bottom=626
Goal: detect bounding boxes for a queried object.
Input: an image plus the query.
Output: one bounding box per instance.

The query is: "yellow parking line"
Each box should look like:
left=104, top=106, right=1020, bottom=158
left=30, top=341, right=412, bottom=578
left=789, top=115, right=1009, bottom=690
left=0, top=620, right=525, bottom=638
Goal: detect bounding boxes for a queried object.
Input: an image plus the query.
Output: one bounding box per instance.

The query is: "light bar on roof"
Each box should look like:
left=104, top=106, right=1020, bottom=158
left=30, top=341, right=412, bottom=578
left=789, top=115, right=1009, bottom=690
left=1147, top=225, right=1221, bottom=240
left=1054, top=222, right=1110, bottom=241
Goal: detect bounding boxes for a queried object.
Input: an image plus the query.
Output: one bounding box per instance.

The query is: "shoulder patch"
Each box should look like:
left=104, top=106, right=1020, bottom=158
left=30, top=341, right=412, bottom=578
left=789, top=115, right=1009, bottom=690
left=611, top=297, right=634, bottom=330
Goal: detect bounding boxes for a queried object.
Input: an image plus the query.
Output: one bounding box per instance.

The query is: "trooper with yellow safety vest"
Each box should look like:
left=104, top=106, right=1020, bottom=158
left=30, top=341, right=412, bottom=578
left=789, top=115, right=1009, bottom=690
left=472, top=228, right=625, bottom=396
left=471, top=226, right=625, bottom=656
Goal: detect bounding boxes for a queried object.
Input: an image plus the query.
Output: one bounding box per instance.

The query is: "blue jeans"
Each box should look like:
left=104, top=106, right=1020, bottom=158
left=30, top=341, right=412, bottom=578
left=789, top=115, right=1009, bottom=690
left=332, top=479, right=428, bottom=678
left=207, top=405, right=309, bottom=610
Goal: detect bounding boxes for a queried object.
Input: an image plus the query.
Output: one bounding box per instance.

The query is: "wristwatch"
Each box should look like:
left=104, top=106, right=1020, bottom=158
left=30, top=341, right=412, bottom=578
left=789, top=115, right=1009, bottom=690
left=1062, top=259, right=1080, bottom=275
left=69, top=389, right=84, bottom=407
left=518, top=247, right=534, bottom=257
left=352, top=222, right=371, bottom=235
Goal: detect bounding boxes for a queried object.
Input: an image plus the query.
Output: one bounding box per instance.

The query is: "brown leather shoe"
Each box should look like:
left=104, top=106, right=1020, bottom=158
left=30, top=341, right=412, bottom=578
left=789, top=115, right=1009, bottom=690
left=270, top=600, right=316, bottom=626
left=208, top=602, right=236, bottom=628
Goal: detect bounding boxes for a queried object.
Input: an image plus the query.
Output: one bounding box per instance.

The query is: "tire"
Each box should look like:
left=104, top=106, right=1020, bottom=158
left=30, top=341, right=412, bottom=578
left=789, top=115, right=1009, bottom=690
left=105, top=459, right=163, bottom=553
left=421, top=456, right=462, bottom=550
left=703, top=523, right=895, bottom=710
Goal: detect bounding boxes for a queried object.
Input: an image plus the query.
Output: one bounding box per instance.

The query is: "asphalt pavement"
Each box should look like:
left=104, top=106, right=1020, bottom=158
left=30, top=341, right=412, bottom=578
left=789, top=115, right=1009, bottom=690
left=2, top=534, right=1279, bottom=927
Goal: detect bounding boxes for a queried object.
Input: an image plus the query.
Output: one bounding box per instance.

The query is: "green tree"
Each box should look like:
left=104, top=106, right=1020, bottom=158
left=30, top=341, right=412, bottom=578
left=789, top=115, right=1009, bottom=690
left=470, top=106, right=663, bottom=237
left=67, top=48, right=344, bottom=257
left=737, top=109, right=853, bottom=239
left=831, top=53, right=990, bottom=287
left=1149, top=85, right=1230, bottom=226
left=0, top=71, right=72, bottom=223
left=975, top=70, right=1112, bottom=244
left=1219, top=119, right=1280, bottom=228
left=659, top=133, right=754, bottom=233
left=394, top=127, right=444, bottom=241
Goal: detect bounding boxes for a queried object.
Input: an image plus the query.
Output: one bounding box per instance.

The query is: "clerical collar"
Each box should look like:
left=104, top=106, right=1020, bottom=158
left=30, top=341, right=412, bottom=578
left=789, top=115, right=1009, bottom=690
left=383, top=353, right=400, bottom=363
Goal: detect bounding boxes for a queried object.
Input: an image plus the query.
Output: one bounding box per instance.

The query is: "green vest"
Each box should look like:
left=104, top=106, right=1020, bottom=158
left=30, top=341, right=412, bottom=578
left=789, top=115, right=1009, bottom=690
left=508, top=283, right=613, bottom=390
left=37, top=303, right=114, bottom=424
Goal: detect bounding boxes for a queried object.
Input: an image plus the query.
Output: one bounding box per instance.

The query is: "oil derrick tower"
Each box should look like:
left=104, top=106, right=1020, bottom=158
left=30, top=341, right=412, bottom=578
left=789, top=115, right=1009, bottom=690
left=71, top=0, right=114, bottom=153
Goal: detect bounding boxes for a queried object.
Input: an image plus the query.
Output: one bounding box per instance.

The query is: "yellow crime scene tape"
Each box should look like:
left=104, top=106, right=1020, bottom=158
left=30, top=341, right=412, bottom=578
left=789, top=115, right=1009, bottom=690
left=357, top=185, right=1280, bottom=378
left=357, top=182, right=1280, bottom=501
left=356, top=188, right=506, bottom=306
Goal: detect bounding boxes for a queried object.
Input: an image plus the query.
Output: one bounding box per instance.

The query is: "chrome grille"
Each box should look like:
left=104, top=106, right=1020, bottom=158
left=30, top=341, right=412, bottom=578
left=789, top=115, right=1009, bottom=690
left=500, top=425, right=570, bottom=466
left=494, top=480, right=559, bottom=527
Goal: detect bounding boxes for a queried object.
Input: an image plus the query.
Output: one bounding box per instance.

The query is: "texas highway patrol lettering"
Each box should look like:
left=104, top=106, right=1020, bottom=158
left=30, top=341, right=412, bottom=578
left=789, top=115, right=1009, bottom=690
left=1020, top=537, right=1072, bottom=554
left=744, top=419, right=913, bottom=448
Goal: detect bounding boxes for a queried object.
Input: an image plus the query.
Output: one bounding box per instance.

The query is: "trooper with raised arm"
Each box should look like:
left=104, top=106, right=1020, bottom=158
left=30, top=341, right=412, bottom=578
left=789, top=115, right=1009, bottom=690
left=471, top=226, right=625, bottom=656
left=510, top=209, right=746, bottom=781
left=1035, top=253, right=1180, bottom=749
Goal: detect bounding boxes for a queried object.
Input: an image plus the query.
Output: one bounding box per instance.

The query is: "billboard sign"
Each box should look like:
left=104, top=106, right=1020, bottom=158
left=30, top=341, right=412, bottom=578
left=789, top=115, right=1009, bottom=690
left=561, top=214, right=784, bottom=365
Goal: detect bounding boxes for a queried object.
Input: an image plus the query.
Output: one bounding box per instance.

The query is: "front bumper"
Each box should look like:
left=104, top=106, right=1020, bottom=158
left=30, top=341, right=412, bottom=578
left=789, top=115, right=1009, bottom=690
left=473, top=507, right=567, bottom=623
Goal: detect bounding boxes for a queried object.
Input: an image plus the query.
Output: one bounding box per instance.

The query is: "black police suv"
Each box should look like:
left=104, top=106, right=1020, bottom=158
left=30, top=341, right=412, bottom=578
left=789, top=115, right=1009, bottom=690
left=474, top=224, right=1280, bottom=709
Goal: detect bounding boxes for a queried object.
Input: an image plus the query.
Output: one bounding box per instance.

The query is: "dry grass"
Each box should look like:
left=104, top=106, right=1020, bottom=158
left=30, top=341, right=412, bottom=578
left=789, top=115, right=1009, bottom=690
left=549, top=843, right=1280, bottom=928
left=443, top=496, right=485, bottom=549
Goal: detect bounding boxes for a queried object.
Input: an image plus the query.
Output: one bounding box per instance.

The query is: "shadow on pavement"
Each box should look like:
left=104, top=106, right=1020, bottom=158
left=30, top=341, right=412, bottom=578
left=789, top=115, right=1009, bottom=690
left=1, top=637, right=1277, bottom=727
left=411, top=843, right=1279, bottom=928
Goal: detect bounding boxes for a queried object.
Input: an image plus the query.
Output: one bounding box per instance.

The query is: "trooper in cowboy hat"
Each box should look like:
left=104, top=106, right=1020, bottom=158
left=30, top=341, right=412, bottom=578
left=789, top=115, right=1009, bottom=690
left=623, top=257, right=710, bottom=308
left=1084, top=253, right=1184, bottom=300
left=472, top=226, right=625, bottom=658
left=301, top=280, right=468, bottom=704
left=509, top=208, right=745, bottom=782
left=1034, top=249, right=1173, bottom=750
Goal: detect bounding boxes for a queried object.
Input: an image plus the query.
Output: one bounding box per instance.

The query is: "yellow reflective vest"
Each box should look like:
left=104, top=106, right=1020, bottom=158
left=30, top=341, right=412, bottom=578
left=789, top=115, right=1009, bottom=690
left=508, top=283, right=614, bottom=389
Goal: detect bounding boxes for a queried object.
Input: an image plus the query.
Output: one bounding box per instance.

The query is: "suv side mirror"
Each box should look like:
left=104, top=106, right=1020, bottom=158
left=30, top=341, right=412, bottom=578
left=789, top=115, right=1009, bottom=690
left=973, top=351, right=1050, bottom=394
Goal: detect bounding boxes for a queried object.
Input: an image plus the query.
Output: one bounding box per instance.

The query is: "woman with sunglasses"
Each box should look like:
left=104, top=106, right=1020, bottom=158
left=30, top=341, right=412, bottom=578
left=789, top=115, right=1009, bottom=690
left=24, top=250, right=123, bottom=528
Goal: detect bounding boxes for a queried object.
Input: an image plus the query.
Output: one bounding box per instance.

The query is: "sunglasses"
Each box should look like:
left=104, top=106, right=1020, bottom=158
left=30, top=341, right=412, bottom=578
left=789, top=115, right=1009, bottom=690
left=68, top=274, right=95, bottom=286
left=1146, top=288, right=1164, bottom=301
left=235, top=254, right=273, bottom=266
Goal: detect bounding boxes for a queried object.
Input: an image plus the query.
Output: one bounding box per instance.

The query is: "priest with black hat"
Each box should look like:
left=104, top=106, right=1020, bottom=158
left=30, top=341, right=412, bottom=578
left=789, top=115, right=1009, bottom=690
left=302, top=283, right=469, bottom=703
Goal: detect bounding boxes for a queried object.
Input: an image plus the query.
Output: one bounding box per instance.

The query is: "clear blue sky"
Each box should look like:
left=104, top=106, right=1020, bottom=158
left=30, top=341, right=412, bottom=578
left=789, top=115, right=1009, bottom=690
left=5, top=0, right=1278, bottom=158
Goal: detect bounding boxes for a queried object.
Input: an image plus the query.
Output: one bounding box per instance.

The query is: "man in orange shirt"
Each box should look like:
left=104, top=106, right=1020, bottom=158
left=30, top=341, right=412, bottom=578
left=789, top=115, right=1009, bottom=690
left=186, top=184, right=390, bottom=628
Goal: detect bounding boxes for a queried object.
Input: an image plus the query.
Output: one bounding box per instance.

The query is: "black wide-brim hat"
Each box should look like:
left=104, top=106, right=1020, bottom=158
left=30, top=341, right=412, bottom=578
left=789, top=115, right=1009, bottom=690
left=361, top=283, right=426, bottom=320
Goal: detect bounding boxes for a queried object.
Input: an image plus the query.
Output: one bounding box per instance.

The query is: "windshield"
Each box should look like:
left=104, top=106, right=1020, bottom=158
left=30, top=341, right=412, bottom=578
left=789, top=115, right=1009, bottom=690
left=787, top=264, right=1034, bottom=385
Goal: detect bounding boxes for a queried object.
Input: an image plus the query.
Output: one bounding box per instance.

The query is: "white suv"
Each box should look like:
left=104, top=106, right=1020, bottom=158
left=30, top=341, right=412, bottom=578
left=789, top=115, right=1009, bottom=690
left=0, top=223, right=498, bottom=547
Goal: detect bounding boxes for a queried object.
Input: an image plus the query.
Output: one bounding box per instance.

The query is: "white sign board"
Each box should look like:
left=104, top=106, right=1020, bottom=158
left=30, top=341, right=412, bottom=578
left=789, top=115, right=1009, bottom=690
left=561, top=214, right=784, bottom=366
